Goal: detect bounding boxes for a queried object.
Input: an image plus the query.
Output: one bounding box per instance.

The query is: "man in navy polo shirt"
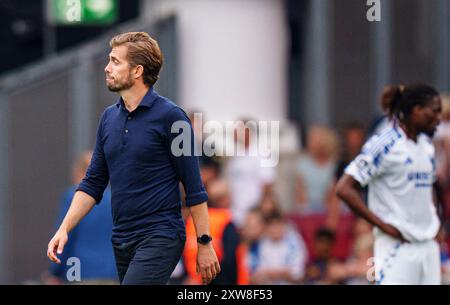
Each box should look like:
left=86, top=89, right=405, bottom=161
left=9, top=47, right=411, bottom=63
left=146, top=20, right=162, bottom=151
left=47, top=32, right=220, bottom=285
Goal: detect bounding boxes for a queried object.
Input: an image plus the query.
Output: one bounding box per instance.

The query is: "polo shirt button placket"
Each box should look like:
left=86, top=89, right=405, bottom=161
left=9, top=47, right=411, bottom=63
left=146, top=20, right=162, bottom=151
left=122, top=129, right=128, bottom=148
left=123, top=115, right=130, bottom=148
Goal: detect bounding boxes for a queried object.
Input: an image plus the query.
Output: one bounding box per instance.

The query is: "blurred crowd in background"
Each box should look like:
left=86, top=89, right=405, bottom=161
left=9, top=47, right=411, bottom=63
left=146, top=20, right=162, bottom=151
left=43, top=94, right=450, bottom=285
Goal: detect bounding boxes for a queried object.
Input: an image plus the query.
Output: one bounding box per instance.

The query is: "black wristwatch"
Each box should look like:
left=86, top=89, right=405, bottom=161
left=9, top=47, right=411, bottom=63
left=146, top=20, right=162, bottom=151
left=197, top=234, right=212, bottom=245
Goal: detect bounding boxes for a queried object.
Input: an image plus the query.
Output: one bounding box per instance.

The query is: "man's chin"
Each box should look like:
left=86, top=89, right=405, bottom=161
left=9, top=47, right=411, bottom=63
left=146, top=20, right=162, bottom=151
left=107, top=86, right=121, bottom=92
left=106, top=78, right=134, bottom=92
left=107, top=83, right=122, bottom=92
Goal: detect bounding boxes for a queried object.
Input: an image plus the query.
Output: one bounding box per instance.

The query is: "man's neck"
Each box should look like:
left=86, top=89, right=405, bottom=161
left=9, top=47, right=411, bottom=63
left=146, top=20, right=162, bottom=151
left=120, top=83, right=150, bottom=112
left=399, top=121, right=418, bottom=142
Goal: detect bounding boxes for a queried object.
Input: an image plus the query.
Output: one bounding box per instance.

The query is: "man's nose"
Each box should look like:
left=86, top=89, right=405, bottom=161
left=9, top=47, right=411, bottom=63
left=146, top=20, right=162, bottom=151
left=105, top=64, right=110, bottom=74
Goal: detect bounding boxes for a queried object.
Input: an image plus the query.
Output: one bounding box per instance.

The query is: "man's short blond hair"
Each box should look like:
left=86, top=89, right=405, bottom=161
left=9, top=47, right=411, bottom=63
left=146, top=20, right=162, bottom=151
left=109, top=32, right=163, bottom=87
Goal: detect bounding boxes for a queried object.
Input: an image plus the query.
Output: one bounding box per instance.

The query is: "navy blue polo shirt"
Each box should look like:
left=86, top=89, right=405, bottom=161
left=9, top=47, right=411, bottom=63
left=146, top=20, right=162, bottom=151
left=76, top=88, right=208, bottom=244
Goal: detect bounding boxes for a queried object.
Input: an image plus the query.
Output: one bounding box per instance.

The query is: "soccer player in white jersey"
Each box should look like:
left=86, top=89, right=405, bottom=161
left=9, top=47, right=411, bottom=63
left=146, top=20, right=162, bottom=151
left=336, top=83, right=443, bottom=285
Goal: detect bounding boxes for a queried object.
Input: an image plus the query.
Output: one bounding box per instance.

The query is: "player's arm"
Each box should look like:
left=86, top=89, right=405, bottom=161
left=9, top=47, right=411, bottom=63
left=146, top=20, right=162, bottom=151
left=336, top=174, right=405, bottom=241
left=47, top=192, right=96, bottom=264
left=433, top=182, right=442, bottom=216
left=433, top=181, right=446, bottom=242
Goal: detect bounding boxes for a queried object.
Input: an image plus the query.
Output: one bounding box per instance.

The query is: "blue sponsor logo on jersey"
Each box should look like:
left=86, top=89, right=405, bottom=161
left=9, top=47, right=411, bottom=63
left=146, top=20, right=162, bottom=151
left=407, top=171, right=432, bottom=187
left=407, top=172, right=431, bottom=181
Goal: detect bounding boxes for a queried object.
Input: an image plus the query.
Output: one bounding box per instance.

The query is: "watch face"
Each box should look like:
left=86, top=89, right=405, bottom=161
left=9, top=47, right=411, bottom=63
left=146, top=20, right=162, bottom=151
left=200, top=235, right=211, bottom=244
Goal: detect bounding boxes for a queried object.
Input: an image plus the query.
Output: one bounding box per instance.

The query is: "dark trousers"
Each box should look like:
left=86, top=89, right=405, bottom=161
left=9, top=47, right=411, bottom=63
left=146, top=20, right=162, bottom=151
left=112, top=234, right=185, bottom=285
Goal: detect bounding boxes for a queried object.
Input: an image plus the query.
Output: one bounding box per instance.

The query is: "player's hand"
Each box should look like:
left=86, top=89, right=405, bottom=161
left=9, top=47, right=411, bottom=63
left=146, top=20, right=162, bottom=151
left=435, top=227, right=446, bottom=243
left=196, top=244, right=221, bottom=285
left=47, top=229, right=68, bottom=264
left=380, top=223, right=408, bottom=243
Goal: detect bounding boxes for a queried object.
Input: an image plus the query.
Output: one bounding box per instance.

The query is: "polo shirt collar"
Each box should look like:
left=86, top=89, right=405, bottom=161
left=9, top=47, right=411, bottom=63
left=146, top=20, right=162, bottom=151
left=115, top=87, right=158, bottom=110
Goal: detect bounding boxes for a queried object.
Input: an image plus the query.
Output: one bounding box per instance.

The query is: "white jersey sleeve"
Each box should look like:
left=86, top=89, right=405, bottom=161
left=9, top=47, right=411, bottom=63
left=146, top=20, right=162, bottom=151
left=345, top=128, right=402, bottom=187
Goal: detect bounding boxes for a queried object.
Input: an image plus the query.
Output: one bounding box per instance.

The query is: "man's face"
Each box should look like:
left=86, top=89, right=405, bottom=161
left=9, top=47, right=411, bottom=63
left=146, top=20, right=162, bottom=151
left=105, top=45, right=135, bottom=92
left=413, top=96, right=442, bottom=137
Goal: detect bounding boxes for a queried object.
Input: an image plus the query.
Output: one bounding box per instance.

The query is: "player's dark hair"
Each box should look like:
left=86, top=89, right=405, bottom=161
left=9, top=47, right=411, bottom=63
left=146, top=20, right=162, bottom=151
left=380, top=83, right=439, bottom=121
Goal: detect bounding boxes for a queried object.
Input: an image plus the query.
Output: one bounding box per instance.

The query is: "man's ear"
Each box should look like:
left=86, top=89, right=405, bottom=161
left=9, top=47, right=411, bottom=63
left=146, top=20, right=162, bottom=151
left=133, top=65, right=144, bottom=79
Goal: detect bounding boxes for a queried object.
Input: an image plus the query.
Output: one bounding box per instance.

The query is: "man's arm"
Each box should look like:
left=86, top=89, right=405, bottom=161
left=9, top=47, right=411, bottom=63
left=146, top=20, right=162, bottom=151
left=433, top=181, right=446, bottom=242
left=47, top=191, right=96, bottom=264
left=188, top=202, right=221, bottom=285
left=336, top=174, right=405, bottom=241
left=47, top=110, right=110, bottom=264
left=165, top=107, right=220, bottom=284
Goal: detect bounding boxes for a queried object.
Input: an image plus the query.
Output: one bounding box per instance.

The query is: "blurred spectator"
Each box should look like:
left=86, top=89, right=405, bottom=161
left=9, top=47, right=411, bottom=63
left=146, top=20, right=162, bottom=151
left=433, top=94, right=450, bottom=273
left=227, top=118, right=276, bottom=228
left=303, top=227, right=336, bottom=284
left=183, top=179, right=248, bottom=285
left=327, top=218, right=374, bottom=285
left=188, top=110, right=221, bottom=171
left=241, top=207, right=266, bottom=276
left=295, top=126, right=338, bottom=214
left=43, top=151, right=117, bottom=285
left=327, top=123, right=366, bottom=229
left=352, top=216, right=373, bottom=237
left=259, top=193, right=283, bottom=219
left=199, top=156, right=222, bottom=190
left=335, top=123, right=367, bottom=180
left=250, top=212, right=307, bottom=285
left=188, top=110, right=204, bottom=146
left=434, top=94, right=450, bottom=180
left=434, top=94, right=450, bottom=222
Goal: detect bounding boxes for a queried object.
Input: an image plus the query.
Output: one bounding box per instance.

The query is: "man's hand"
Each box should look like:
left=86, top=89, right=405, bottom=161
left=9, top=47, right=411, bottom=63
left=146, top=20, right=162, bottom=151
left=46, top=191, right=96, bottom=264
left=47, top=229, right=68, bottom=264
left=380, top=223, right=407, bottom=242
left=196, top=244, right=221, bottom=285
left=435, top=227, right=446, bottom=243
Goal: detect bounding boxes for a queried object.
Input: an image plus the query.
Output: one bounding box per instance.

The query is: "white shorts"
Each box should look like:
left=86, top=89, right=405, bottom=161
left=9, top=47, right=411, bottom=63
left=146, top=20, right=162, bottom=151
left=374, top=231, right=441, bottom=285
